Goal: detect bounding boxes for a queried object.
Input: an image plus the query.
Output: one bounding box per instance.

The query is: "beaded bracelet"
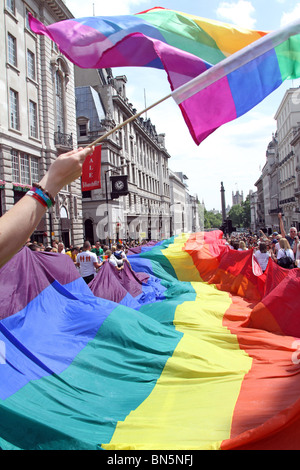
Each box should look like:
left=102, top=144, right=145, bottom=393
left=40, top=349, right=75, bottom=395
left=26, top=184, right=56, bottom=209
left=32, top=183, right=55, bottom=206
left=26, top=190, right=48, bottom=209
left=33, top=187, right=52, bottom=208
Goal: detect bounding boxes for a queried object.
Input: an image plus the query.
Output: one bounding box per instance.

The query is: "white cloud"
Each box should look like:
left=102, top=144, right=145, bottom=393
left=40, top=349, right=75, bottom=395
left=216, top=0, right=257, bottom=29
left=280, top=3, right=300, bottom=26
left=65, top=0, right=148, bottom=17
left=167, top=112, right=275, bottom=210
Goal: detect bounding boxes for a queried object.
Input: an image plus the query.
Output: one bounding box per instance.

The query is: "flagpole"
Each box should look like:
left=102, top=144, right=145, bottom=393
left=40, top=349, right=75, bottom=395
left=88, top=92, right=172, bottom=148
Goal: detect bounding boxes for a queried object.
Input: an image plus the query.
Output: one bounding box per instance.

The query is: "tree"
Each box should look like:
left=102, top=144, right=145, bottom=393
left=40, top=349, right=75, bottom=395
left=241, top=197, right=251, bottom=228
left=203, top=208, right=222, bottom=229
left=228, top=196, right=251, bottom=229
left=228, top=204, right=243, bottom=227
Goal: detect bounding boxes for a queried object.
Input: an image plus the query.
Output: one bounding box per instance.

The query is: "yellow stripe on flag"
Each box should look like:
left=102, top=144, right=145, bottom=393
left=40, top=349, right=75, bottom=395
left=103, top=279, right=252, bottom=450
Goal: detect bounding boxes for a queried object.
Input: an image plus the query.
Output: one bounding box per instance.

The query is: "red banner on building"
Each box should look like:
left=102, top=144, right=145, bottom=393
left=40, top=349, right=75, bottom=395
left=81, top=145, right=101, bottom=191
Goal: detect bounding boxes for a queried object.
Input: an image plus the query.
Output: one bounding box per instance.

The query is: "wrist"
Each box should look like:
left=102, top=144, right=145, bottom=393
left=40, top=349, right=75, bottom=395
left=38, top=174, right=60, bottom=199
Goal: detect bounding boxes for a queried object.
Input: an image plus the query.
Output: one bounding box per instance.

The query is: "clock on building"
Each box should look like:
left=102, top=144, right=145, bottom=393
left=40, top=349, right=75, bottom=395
left=110, top=175, right=129, bottom=199
left=113, top=179, right=125, bottom=191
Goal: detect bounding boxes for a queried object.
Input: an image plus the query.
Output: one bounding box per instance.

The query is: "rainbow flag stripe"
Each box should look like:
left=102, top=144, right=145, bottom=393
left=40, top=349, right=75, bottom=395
left=1, top=232, right=300, bottom=450
left=29, top=8, right=300, bottom=144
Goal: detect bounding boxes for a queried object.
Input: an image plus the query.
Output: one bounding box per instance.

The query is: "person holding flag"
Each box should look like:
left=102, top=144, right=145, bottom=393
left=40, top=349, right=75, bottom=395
left=0, top=146, right=94, bottom=269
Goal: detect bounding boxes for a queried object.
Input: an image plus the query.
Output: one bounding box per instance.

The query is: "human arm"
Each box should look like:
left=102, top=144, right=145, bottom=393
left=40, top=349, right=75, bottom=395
left=0, top=147, right=94, bottom=268
left=267, top=245, right=276, bottom=261
left=278, top=213, right=286, bottom=238
left=93, top=261, right=105, bottom=270
left=293, top=236, right=299, bottom=256
left=259, top=229, right=267, bottom=238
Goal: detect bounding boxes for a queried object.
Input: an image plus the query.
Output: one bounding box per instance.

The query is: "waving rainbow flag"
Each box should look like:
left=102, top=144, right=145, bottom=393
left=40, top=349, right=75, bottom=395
left=29, top=7, right=300, bottom=144
left=1, top=232, right=300, bottom=450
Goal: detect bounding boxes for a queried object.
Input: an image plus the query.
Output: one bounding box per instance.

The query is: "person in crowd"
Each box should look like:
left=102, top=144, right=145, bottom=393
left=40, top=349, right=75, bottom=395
left=27, top=243, right=41, bottom=252
left=0, top=146, right=94, bottom=269
left=111, top=243, right=132, bottom=268
left=52, top=240, right=58, bottom=251
left=270, top=233, right=281, bottom=256
left=76, top=240, right=104, bottom=283
left=91, top=241, right=104, bottom=259
left=278, top=212, right=297, bottom=249
left=253, top=242, right=273, bottom=272
left=276, top=237, right=295, bottom=269
left=293, top=232, right=300, bottom=267
left=65, top=246, right=80, bottom=263
left=238, top=241, right=247, bottom=251
left=57, top=241, right=65, bottom=254
left=111, top=246, right=123, bottom=266
left=105, top=249, right=124, bottom=271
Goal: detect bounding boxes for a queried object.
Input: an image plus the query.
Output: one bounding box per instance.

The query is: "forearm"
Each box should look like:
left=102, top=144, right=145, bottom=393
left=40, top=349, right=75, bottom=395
left=279, top=217, right=286, bottom=237
left=0, top=146, right=94, bottom=269
left=0, top=170, right=61, bottom=268
left=0, top=195, right=47, bottom=268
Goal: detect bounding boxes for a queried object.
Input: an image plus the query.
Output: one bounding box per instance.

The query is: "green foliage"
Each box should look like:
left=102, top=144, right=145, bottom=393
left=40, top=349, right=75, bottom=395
left=228, top=196, right=251, bottom=228
left=203, top=207, right=222, bottom=229
left=199, top=196, right=251, bottom=230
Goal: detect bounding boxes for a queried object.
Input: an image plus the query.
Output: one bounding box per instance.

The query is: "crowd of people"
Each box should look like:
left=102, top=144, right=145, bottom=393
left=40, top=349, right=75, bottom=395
left=1, top=146, right=299, bottom=282
left=23, top=207, right=300, bottom=282
left=225, top=213, right=300, bottom=272
left=24, top=211, right=300, bottom=281
left=25, top=238, right=141, bottom=283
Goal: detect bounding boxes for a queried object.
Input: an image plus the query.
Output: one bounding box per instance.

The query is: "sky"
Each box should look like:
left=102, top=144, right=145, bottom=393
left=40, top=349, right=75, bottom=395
left=65, top=0, right=300, bottom=210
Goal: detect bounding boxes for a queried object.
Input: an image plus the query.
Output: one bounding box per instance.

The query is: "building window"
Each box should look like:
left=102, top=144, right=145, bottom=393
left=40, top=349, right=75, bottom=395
left=11, top=150, right=20, bottom=181
left=79, top=124, right=87, bottom=136
left=30, top=155, right=39, bottom=183
left=20, top=154, right=30, bottom=185
left=6, top=0, right=15, bottom=15
left=55, top=71, right=64, bottom=132
left=11, top=150, right=39, bottom=185
left=29, top=100, right=38, bottom=138
left=9, top=88, right=19, bottom=130
left=27, top=50, right=36, bottom=80
left=7, top=33, right=17, bottom=67
left=25, top=8, right=33, bottom=30
left=52, top=41, right=59, bottom=53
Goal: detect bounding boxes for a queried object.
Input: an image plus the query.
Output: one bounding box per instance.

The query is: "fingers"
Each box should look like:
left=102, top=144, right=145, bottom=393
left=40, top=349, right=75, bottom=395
left=78, top=146, right=95, bottom=161
left=60, top=146, right=94, bottom=160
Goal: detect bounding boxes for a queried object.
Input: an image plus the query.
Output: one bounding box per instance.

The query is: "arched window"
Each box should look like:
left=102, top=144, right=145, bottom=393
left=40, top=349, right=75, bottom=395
left=60, top=206, right=68, bottom=219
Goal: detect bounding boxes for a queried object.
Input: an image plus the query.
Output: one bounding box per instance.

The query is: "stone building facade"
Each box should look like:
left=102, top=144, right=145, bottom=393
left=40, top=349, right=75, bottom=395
left=0, top=0, right=83, bottom=247
left=275, top=88, right=300, bottom=229
left=75, top=68, right=172, bottom=243
left=252, top=88, right=300, bottom=234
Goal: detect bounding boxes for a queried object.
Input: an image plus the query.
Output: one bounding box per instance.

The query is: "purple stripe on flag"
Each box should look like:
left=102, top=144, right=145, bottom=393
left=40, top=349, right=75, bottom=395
left=179, top=75, right=237, bottom=143
left=0, top=247, right=89, bottom=321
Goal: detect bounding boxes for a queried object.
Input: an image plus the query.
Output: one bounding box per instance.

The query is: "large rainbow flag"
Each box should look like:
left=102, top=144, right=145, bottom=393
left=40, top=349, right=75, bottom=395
left=29, top=7, right=300, bottom=144
left=1, top=231, right=300, bottom=450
